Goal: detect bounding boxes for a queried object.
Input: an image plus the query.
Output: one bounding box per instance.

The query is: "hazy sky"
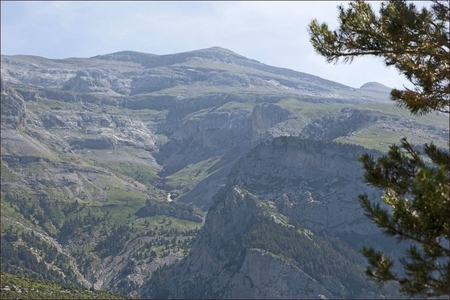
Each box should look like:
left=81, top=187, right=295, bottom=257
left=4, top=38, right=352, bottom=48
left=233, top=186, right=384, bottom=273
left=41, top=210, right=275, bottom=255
left=2, top=1, right=428, bottom=89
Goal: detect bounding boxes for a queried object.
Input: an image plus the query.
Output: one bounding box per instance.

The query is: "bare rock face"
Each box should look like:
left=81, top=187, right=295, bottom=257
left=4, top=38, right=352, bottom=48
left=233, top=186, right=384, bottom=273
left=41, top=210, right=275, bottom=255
left=300, top=108, right=380, bottom=141
left=69, top=136, right=116, bottom=150
left=228, top=249, right=332, bottom=299
left=250, top=103, right=296, bottom=145
left=63, top=70, right=105, bottom=93
left=62, top=70, right=132, bottom=96
left=1, top=85, right=26, bottom=129
left=228, top=137, right=382, bottom=235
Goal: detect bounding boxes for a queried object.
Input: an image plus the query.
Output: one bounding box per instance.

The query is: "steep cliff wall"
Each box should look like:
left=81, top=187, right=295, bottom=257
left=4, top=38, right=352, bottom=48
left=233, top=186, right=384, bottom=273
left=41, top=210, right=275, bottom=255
left=152, top=138, right=399, bottom=299
left=227, top=137, right=382, bottom=235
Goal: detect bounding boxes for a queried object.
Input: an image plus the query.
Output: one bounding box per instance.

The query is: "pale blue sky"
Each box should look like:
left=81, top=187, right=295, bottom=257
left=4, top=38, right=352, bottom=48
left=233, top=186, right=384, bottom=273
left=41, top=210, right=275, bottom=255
left=1, top=1, right=428, bottom=89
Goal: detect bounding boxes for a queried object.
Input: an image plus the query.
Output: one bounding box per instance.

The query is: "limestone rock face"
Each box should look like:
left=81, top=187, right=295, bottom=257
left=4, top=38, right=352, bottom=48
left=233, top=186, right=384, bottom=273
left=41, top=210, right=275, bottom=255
left=250, top=103, right=296, bottom=145
left=63, top=70, right=114, bottom=94
left=228, top=249, right=332, bottom=299
left=227, top=137, right=382, bottom=235
left=69, top=136, right=116, bottom=150
left=300, top=108, right=380, bottom=141
left=1, top=85, right=26, bottom=129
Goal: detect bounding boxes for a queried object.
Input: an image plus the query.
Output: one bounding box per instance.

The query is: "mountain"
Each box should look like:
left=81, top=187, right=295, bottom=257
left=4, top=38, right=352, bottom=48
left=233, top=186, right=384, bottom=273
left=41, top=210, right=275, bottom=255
left=1, top=47, right=448, bottom=298
left=151, top=138, right=401, bottom=299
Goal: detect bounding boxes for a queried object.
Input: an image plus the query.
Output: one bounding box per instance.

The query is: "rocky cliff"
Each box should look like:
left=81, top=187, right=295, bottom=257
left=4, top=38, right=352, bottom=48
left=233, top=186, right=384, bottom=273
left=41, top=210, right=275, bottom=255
left=152, top=138, right=400, bottom=299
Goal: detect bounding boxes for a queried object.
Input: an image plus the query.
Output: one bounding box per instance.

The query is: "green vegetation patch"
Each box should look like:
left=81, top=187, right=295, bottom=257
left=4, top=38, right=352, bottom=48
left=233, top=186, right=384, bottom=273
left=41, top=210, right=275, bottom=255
left=334, top=130, right=402, bottom=152
left=1, top=226, right=80, bottom=288
left=106, top=188, right=147, bottom=205
left=0, top=272, right=129, bottom=299
left=164, top=156, right=222, bottom=194
left=359, top=102, right=449, bottom=128
left=1, top=160, right=18, bottom=181
left=277, top=98, right=346, bottom=118
left=100, top=161, right=159, bottom=187
left=333, top=126, right=442, bottom=153
left=26, top=98, right=84, bottom=112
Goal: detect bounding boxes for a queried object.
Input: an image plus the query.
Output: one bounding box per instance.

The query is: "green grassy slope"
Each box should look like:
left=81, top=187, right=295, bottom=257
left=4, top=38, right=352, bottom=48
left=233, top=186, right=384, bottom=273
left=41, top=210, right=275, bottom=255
left=0, top=272, right=130, bottom=299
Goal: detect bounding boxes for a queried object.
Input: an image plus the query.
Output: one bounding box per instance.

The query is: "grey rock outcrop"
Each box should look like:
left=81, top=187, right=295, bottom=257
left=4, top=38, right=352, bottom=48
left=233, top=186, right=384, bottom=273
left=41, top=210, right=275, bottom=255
left=227, top=137, right=382, bottom=235
left=1, top=85, right=27, bottom=129
left=250, top=103, right=296, bottom=145
left=300, top=108, right=380, bottom=141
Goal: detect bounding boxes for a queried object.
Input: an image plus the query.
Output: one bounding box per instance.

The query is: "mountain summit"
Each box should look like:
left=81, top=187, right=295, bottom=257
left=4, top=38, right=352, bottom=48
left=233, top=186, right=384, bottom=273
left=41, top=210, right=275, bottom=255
left=1, top=47, right=390, bottom=100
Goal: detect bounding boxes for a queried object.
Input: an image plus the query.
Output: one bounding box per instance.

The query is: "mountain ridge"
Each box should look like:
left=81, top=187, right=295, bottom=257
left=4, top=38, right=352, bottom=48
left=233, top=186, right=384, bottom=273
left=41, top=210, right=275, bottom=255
left=2, top=47, right=378, bottom=93
left=1, top=46, right=447, bottom=298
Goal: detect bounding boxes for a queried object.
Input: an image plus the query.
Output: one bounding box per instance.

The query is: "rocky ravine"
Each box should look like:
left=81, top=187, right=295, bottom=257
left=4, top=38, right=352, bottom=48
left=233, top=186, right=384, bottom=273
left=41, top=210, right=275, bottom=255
left=150, top=138, right=401, bottom=299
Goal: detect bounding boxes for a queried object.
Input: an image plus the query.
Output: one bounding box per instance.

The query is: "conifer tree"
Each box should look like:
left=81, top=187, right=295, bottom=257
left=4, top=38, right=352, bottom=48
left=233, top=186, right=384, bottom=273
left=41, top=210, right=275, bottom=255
left=308, top=1, right=449, bottom=297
